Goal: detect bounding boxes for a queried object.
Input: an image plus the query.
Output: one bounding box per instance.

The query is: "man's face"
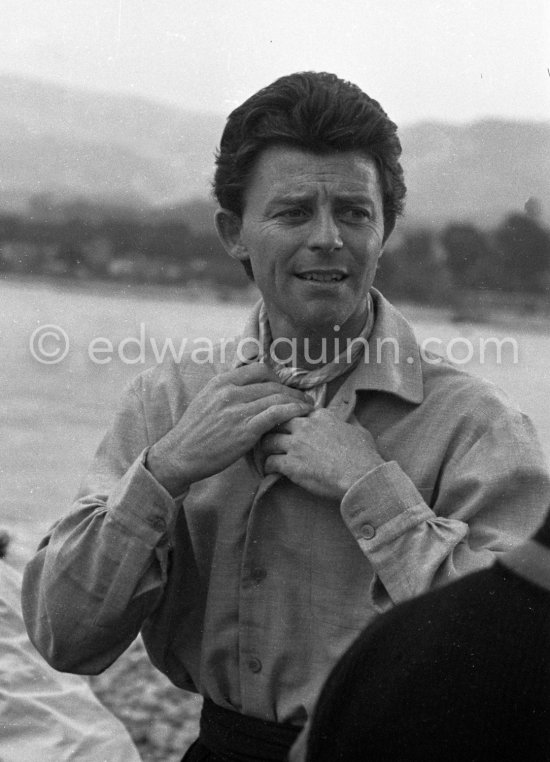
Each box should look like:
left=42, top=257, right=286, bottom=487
left=219, top=145, right=386, bottom=341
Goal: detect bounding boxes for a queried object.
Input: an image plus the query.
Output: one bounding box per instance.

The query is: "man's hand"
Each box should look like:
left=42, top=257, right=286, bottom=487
left=260, top=409, right=384, bottom=500
left=146, top=363, right=313, bottom=497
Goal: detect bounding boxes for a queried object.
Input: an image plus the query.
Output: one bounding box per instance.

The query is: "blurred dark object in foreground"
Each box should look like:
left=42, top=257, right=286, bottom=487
left=0, top=530, right=10, bottom=558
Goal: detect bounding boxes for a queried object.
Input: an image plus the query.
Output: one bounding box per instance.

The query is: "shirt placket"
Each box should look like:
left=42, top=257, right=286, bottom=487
left=237, top=470, right=282, bottom=716
left=235, top=382, right=359, bottom=718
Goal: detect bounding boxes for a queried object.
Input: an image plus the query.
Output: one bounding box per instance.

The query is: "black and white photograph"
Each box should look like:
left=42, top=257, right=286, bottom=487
left=1, top=1, right=549, bottom=760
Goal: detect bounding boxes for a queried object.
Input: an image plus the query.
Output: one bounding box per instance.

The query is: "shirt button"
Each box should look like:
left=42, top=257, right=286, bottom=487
left=251, top=567, right=267, bottom=583
left=247, top=657, right=262, bottom=673
left=360, top=523, right=376, bottom=539
left=148, top=516, right=166, bottom=532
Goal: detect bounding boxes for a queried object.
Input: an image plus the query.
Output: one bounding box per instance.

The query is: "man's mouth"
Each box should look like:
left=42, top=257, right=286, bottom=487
left=295, top=271, right=347, bottom=283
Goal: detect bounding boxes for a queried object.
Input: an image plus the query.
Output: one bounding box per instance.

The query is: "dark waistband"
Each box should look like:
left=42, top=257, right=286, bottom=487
left=199, top=698, right=302, bottom=762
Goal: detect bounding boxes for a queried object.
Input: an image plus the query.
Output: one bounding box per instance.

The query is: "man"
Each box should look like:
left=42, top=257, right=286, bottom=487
left=293, top=512, right=550, bottom=762
left=22, top=72, right=550, bottom=761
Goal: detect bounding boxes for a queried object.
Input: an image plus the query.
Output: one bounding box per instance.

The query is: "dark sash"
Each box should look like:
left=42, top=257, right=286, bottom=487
left=198, top=698, right=301, bottom=761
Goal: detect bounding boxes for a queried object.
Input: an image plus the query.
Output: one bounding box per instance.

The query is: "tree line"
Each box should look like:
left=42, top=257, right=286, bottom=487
left=1, top=197, right=549, bottom=309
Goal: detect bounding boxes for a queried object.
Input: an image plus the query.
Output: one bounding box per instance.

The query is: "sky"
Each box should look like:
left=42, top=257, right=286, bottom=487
left=1, top=0, right=549, bottom=125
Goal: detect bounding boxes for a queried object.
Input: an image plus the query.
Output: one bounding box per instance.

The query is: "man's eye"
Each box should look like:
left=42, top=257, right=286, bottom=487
left=340, top=208, right=370, bottom=221
left=277, top=208, right=308, bottom=220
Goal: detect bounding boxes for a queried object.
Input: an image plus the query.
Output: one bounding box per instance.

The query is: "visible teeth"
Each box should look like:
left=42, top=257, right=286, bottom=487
left=299, top=273, right=344, bottom=282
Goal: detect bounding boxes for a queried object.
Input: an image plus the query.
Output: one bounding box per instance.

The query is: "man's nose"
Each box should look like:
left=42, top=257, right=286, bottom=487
left=307, top=211, right=343, bottom=253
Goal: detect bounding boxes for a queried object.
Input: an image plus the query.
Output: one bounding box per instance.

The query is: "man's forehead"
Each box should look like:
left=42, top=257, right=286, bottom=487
left=249, top=146, right=381, bottom=199
left=270, top=180, right=377, bottom=199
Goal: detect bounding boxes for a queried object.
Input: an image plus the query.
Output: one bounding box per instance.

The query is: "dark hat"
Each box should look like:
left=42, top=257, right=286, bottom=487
left=534, top=510, right=550, bottom=549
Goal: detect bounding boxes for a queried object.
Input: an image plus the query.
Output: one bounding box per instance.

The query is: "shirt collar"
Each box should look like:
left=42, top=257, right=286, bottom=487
left=345, top=288, right=424, bottom=405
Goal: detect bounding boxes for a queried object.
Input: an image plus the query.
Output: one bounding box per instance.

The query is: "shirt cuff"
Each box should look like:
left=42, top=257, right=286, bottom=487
left=341, top=461, right=434, bottom=547
left=105, top=448, right=187, bottom=546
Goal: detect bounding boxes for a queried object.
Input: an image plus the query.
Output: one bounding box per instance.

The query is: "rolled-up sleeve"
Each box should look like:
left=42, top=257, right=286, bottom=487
left=22, top=383, right=182, bottom=674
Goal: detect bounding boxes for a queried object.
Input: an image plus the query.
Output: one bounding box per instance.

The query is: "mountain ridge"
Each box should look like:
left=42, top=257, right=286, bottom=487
left=1, top=74, right=548, bottom=227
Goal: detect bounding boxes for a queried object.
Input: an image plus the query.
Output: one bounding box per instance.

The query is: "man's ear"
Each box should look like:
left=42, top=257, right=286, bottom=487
left=215, top=209, right=249, bottom=262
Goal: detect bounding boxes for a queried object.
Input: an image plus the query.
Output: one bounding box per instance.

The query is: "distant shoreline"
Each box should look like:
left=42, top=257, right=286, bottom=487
left=2, top=272, right=549, bottom=334
left=0, top=271, right=259, bottom=306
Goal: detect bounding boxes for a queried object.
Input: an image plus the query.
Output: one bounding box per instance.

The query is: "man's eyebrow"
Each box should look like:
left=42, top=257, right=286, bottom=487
left=334, top=193, right=375, bottom=205
left=268, top=191, right=314, bottom=205
left=267, top=191, right=375, bottom=206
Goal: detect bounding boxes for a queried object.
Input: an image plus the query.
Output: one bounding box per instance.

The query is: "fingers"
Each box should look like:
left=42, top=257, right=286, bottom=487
left=224, top=362, right=280, bottom=385
left=239, top=382, right=309, bottom=403
left=251, top=401, right=311, bottom=436
left=263, top=453, right=286, bottom=477
left=248, top=391, right=313, bottom=419
left=272, top=416, right=306, bottom=434
left=261, top=432, right=290, bottom=455
left=213, top=365, right=309, bottom=403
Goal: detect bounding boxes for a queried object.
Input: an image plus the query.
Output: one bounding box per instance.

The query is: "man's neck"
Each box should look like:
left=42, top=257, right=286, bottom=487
left=268, top=317, right=371, bottom=370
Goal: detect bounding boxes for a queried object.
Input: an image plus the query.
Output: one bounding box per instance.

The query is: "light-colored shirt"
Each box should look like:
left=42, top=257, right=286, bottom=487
left=22, top=290, right=550, bottom=726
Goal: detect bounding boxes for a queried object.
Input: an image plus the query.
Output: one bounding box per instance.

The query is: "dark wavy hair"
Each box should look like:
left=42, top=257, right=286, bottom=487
left=213, top=71, right=406, bottom=236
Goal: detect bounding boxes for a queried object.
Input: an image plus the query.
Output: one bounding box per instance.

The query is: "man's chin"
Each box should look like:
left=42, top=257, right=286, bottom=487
left=290, top=307, right=354, bottom=336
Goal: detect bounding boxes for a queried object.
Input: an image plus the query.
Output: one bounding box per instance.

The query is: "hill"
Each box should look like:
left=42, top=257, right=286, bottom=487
left=0, top=74, right=224, bottom=209
left=0, top=74, right=548, bottom=228
left=400, top=120, right=550, bottom=227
